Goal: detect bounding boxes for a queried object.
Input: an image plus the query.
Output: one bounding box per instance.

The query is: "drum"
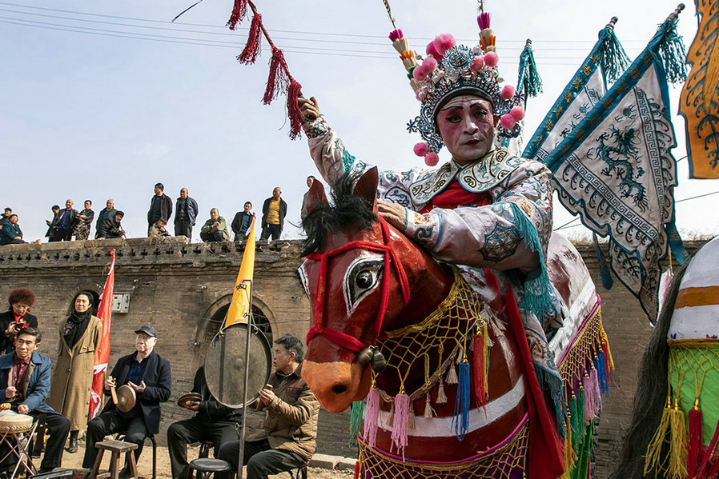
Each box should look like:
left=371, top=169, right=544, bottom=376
left=0, top=413, right=33, bottom=434
left=204, top=322, right=272, bottom=408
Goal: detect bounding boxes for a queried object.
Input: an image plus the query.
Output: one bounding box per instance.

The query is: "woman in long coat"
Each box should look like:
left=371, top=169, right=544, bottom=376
left=48, top=291, right=102, bottom=453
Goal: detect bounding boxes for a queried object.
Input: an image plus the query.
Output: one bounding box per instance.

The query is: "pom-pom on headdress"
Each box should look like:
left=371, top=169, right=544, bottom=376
left=387, top=7, right=525, bottom=165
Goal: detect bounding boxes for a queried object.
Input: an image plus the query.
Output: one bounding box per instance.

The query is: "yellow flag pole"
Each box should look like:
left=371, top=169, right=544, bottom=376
left=224, top=215, right=256, bottom=328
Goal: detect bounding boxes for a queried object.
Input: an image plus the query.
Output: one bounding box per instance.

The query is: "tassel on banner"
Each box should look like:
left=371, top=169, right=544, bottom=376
left=287, top=79, right=304, bottom=139
left=263, top=48, right=290, bottom=105
left=227, top=0, right=249, bottom=30
left=657, top=7, right=689, bottom=84
left=238, top=12, right=262, bottom=65
left=472, top=321, right=489, bottom=408
left=687, top=399, right=703, bottom=479
left=517, top=39, right=543, bottom=98
left=363, top=386, right=380, bottom=449
left=391, top=391, right=410, bottom=459
left=599, top=17, right=630, bottom=84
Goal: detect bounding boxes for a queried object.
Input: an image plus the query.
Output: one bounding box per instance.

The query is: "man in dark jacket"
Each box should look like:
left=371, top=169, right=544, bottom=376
left=82, top=325, right=171, bottom=471
left=260, top=187, right=287, bottom=241
left=167, top=366, right=242, bottom=479
left=94, top=200, right=117, bottom=239
left=174, top=188, right=198, bottom=241
left=147, top=183, right=172, bottom=236
left=50, top=199, right=79, bottom=242
left=96, top=211, right=125, bottom=239
left=0, top=328, right=71, bottom=473
left=231, top=202, right=254, bottom=241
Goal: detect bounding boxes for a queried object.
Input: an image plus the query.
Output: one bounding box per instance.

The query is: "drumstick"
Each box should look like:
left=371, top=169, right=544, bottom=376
left=109, top=375, right=118, bottom=405
left=256, top=384, right=273, bottom=412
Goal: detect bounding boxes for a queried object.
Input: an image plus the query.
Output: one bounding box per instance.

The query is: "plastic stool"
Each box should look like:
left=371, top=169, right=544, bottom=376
left=186, top=458, right=230, bottom=479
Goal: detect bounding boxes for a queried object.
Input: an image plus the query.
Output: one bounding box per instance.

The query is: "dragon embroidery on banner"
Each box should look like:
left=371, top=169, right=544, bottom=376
left=590, top=125, right=648, bottom=211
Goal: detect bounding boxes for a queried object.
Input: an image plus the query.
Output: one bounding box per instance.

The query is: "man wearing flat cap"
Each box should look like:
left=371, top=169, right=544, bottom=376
left=82, top=325, right=171, bottom=476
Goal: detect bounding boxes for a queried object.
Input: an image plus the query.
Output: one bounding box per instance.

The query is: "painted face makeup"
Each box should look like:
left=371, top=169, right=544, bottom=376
left=436, top=95, right=495, bottom=165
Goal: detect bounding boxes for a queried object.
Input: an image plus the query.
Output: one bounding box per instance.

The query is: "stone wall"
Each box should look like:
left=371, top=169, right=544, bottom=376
left=0, top=237, right=706, bottom=476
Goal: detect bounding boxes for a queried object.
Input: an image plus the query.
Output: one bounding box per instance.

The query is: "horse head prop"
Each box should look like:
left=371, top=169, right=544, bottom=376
left=299, top=168, right=452, bottom=414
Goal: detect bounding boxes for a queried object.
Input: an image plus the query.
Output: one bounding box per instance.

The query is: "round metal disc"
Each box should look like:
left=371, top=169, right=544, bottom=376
left=177, top=392, right=202, bottom=408
left=204, top=323, right=272, bottom=408
left=116, top=385, right=136, bottom=413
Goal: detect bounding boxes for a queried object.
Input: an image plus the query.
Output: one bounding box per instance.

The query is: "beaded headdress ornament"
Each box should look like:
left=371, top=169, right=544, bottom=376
left=388, top=12, right=526, bottom=166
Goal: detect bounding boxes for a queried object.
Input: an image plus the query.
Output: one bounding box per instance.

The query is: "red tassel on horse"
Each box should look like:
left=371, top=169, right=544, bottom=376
left=263, top=48, right=290, bottom=105
left=287, top=79, right=303, bottom=139
left=688, top=400, right=703, bottom=478
left=227, top=0, right=248, bottom=30
left=472, top=320, right=489, bottom=409
left=238, top=12, right=262, bottom=65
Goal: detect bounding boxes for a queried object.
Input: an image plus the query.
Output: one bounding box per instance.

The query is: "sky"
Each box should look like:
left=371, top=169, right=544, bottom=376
left=1, top=0, right=717, bottom=243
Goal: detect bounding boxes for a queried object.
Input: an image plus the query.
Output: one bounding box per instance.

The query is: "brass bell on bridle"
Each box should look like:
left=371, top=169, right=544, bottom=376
left=356, top=345, right=387, bottom=373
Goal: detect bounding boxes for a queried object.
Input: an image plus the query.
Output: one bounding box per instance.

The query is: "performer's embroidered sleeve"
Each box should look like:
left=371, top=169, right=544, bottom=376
left=403, top=160, right=553, bottom=272
left=304, top=116, right=425, bottom=211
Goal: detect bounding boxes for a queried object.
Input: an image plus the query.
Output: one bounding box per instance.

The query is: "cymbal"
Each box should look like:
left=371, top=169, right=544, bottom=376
left=177, top=392, right=202, bottom=408
left=116, top=385, right=136, bottom=413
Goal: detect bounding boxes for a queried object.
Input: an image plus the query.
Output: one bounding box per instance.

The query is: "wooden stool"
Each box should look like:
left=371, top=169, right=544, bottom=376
left=89, top=440, right=139, bottom=479
left=186, top=458, right=230, bottom=479
left=290, top=463, right=309, bottom=479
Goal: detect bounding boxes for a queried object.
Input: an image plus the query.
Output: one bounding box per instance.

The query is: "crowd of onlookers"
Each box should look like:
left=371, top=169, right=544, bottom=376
left=0, top=177, right=317, bottom=247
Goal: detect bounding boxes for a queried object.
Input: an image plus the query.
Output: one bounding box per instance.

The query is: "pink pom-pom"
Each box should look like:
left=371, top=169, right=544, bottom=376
left=425, top=152, right=439, bottom=167
left=426, top=41, right=441, bottom=59
left=389, top=29, right=403, bottom=42
left=423, top=56, right=438, bottom=72
left=500, top=114, right=517, bottom=130
left=412, top=63, right=429, bottom=81
left=484, top=51, right=499, bottom=68
left=433, top=33, right=456, bottom=56
left=413, top=142, right=429, bottom=157
left=470, top=56, right=485, bottom=72
left=510, top=106, right=525, bottom=121
left=501, top=84, right=516, bottom=100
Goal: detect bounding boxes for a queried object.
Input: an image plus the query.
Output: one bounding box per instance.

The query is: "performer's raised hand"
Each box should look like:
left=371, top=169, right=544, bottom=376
left=298, top=96, right=321, bottom=121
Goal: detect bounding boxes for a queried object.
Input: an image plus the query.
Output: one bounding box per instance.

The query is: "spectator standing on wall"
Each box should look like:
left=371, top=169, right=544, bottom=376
left=45, top=205, right=60, bottom=241
left=200, top=208, right=230, bottom=243
left=74, top=200, right=95, bottom=241
left=300, top=176, right=315, bottom=221
left=231, top=202, right=254, bottom=241
left=0, top=288, right=38, bottom=355
left=94, top=200, right=117, bottom=239
left=260, top=187, right=287, bottom=241
left=147, top=183, right=172, bottom=236
left=48, top=291, right=102, bottom=454
left=174, top=188, right=198, bottom=241
left=50, top=199, right=79, bottom=242
left=0, top=214, right=27, bottom=245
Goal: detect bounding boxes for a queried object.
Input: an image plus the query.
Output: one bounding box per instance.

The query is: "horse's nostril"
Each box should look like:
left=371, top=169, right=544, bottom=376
left=332, top=385, right=348, bottom=395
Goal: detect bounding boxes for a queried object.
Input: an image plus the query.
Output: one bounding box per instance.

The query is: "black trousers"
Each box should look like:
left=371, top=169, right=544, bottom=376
left=217, top=439, right=305, bottom=479
left=82, top=410, right=148, bottom=469
left=174, top=220, right=192, bottom=241
left=50, top=228, right=73, bottom=242
left=0, top=411, right=69, bottom=471
left=167, top=417, right=238, bottom=479
left=259, top=224, right=281, bottom=241
left=200, top=231, right=226, bottom=242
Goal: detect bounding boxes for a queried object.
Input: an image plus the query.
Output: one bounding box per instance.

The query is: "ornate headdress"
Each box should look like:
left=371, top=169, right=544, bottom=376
left=389, top=13, right=525, bottom=165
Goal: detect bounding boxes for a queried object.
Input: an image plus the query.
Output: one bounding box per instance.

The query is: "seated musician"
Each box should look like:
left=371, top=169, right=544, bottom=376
left=167, top=366, right=243, bottom=479
left=218, top=335, right=319, bottom=479
left=82, top=325, right=171, bottom=478
left=0, top=327, right=70, bottom=473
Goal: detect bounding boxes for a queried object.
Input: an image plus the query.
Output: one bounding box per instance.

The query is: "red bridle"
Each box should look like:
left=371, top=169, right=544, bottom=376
left=305, top=217, right=411, bottom=353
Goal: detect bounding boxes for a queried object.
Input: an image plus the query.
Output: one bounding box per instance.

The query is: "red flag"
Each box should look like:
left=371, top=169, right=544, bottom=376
left=89, top=249, right=115, bottom=419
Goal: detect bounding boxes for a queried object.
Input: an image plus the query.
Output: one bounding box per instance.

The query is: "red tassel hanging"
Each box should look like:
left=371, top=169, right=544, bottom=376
left=227, top=0, right=249, bottom=30
left=287, top=79, right=303, bottom=139
left=353, top=460, right=360, bottom=479
left=263, top=47, right=290, bottom=105
left=472, top=320, right=489, bottom=409
left=688, top=399, right=703, bottom=478
left=237, top=12, right=263, bottom=64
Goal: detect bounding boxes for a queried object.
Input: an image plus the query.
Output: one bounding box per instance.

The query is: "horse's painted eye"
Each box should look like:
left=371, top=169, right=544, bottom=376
left=344, top=254, right=384, bottom=313
left=356, top=271, right=374, bottom=289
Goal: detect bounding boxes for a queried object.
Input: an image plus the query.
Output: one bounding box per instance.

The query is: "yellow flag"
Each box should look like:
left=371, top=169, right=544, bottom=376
left=224, top=215, right=256, bottom=327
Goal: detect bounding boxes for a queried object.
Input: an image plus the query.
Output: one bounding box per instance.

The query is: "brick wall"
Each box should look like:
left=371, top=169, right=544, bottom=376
left=0, top=238, right=704, bottom=474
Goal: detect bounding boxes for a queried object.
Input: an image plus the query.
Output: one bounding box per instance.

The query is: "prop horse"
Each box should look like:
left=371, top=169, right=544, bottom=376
left=612, top=236, right=719, bottom=479
left=299, top=170, right=611, bottom=478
